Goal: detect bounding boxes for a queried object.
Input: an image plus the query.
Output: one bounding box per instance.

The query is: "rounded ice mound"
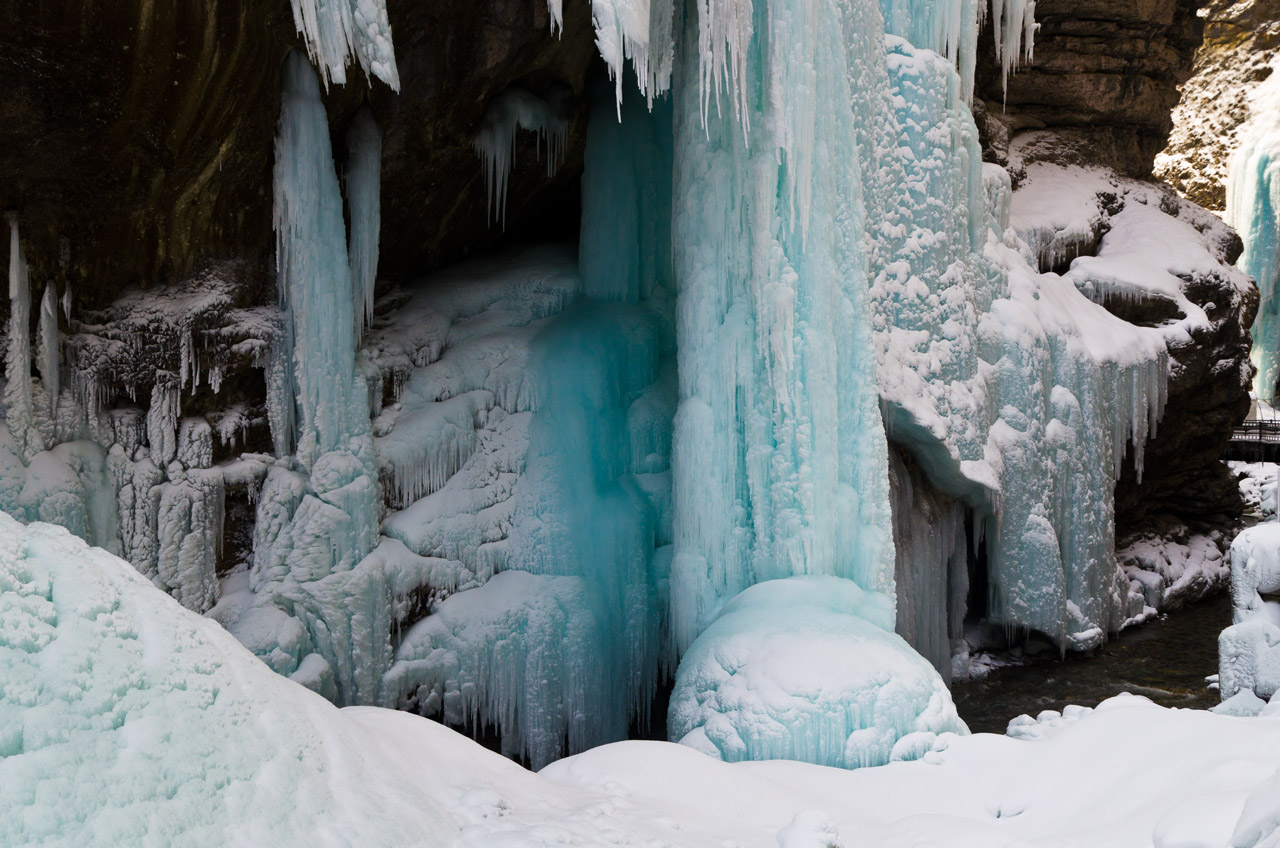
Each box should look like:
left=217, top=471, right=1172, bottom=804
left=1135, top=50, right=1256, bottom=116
left=668, top=575, right=968, bottom=769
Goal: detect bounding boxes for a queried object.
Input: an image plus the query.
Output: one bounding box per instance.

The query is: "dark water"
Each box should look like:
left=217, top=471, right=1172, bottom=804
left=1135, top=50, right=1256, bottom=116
left=952, top=593, right=1233, bottom=734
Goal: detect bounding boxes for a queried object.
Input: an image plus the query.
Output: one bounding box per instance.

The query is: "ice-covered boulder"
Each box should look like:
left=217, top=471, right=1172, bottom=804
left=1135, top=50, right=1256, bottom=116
left=1221, top=524, right=1280, bottom=701
left=668, top=576, right=968, bottom=769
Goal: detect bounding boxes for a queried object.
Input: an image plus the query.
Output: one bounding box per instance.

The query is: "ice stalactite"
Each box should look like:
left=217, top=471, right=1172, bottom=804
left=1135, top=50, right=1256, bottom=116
left=288, top=0, right=400, bottom=91
left=37, top=284, right=59, bottom=424
left=989, top=0, right=1038, bottom=93
left=587, top=0, right=677, bottom=112
left=472, top=87, right=572, bottom=226
left=668, top=0, right=896, bottom=656
left=5, top=216, right=43, bottom=463
left=346, top=107, right=382, bottom=338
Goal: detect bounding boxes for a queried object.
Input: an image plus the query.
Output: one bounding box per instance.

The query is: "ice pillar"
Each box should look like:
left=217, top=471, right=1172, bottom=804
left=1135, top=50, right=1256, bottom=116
left=668, top=0, right=895, bottom=653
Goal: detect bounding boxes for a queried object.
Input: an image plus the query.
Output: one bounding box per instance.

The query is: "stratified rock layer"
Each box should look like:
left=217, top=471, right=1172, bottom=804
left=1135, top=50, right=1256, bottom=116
left=1156, top=0, right=1280, bottom=210
left=975, top=0, right=1206, bottom=178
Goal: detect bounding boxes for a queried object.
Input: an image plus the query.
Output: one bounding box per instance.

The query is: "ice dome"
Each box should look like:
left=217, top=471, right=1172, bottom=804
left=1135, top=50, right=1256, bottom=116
left=668, top=575, right=968, bottom=769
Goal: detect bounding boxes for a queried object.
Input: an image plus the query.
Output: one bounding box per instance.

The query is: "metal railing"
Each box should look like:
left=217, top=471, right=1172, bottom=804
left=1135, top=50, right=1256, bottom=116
left=1232, top=420, right=1280, bottom=442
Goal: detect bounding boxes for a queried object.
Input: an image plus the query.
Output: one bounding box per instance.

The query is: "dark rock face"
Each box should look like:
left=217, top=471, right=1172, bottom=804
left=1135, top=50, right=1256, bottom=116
left=1156, top=0, right=1280, bottom=211
left=975, top=0, right=1207, bottom=177
left=0, top=1, right=286, bottom=306
left=1, top=0, right=598, bottom=305
left=1114, top=257, right=1257, bottom=538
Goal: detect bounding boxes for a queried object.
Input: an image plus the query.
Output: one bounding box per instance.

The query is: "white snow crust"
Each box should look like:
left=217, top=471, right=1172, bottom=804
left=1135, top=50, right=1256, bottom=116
left=5, top=515, right=1280, bottom=848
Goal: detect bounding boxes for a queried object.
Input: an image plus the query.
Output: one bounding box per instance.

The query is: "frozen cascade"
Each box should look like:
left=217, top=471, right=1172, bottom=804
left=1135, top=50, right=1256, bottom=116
left=472, top=87, right=572, bottom=226
left=1227, top=66, right=1280, bottom=401
left=288, top=0, right=400, bottom=91
left=346, top=107, right=382, bottom=338
left=667, top=0, right=895, bottom=656
left=382, top=93, right=675, bottom=769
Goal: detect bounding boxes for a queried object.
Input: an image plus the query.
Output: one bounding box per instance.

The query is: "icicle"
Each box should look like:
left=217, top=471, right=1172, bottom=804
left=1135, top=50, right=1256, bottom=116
left=36, top=284, right=59, bottom=424
left=5, top=215, right=42, bottom=462
left=345, top=107, right=382, bottom=339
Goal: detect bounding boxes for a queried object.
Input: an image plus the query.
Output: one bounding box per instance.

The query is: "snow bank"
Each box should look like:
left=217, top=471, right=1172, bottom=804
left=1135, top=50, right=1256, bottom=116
left=0, top=514, right=456, bottom=846
left=668, top=576, right=967, bottom=769
left=5, top=514, right=1280, bottom=847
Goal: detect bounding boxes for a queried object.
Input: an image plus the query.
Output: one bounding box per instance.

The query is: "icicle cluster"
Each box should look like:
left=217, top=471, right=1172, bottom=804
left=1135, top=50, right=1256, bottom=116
left=472, top=87, right=572, bottom=226
left=288, top=0, right=400, bottom=91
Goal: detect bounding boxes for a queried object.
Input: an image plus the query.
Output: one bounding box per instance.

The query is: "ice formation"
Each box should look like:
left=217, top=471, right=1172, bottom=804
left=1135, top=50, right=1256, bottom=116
left=345, top=106, right=382, bottom=337
left=372, top=245, right=673, bottom=767
left=288, top=0, right=400, bottom=91
left=472, top=86, right=571, bottom=226
left=5, top=0, right=1256, bottom=784
left=1220, top=523, right=1280, bottom=701
left=669, top=576, right=967, bottom=769
left=1228, top=62, right=1280, bottom=401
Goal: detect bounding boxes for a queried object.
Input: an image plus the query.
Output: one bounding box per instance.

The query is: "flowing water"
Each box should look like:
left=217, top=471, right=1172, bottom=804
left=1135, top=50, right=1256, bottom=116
left=953, top=593, right=1232, bottom=734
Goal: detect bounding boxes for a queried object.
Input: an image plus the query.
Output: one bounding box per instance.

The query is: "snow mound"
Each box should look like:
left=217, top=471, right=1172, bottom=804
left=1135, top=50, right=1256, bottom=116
left=668, top=576, right=968, bottom=769
left=0, top=513, right=456, bottom=846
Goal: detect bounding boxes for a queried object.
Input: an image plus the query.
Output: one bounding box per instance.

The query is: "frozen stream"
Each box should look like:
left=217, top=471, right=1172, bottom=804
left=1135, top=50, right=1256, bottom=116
left=953, top=593, right=1231, bottom=733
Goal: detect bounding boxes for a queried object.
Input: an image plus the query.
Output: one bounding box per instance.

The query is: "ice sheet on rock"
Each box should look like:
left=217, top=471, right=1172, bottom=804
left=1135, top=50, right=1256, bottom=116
left=1233, top=461, right=1280, bottom=520
left=669, top=576, right=967, bottom=769
left=288, top=0, right=400, bottom=91
left=361, top=246, right=581, bottom=402
left=1220, top=524, right=1280, bottom=702
left=1118, top=528, right=1229, bottom=613
left=385, top=570, right=614, bottom=769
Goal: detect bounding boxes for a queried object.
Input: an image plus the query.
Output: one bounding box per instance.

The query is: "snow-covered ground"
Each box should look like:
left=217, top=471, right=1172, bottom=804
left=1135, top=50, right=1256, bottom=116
left=5, top=514, right=1280, bottom=848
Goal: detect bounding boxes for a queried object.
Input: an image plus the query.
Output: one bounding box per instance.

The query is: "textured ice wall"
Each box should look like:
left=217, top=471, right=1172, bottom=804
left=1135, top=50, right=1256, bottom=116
left=868, top=32, right=1182, bottom=652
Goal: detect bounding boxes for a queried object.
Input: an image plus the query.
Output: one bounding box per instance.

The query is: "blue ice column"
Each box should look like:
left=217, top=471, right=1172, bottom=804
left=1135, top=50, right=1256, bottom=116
left=253, top=52, right=381, bottom=686
left=667, top=0, right=896, bottom=653
left=1229, top=122, right=1280, bottom=401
